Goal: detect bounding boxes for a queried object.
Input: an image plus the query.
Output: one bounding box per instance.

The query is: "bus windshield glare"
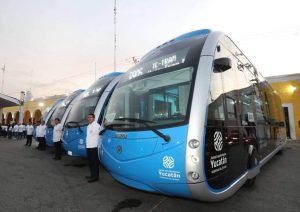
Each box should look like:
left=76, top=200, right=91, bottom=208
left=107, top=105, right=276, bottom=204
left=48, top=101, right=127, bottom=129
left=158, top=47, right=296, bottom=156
left=46, top=105, right=67, bottom=127
left=104, top=67, right=194, bottom=130
left=65, top=77, right=113, bottom=127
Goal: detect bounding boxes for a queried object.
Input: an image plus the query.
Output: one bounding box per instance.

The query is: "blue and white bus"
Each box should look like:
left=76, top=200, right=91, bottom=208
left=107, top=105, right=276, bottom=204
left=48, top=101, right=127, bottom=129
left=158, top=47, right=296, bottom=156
left=62, top=72, right=123, bottom=157
left=45, top=89, right=84, bottom=147
left=99, top=29, right=287, bottom=201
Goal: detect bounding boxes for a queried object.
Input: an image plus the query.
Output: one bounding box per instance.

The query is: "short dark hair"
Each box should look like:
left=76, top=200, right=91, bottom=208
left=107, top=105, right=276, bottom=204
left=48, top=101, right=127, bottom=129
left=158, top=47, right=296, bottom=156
left=88, top=113, right=95, bottom=118
left=55, top=118, right=60, bottom=122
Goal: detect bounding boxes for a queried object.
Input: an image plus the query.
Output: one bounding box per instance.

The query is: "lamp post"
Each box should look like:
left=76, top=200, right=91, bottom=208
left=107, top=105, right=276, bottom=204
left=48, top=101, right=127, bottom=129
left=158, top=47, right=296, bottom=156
left=19, top=91, right=25, bottom=124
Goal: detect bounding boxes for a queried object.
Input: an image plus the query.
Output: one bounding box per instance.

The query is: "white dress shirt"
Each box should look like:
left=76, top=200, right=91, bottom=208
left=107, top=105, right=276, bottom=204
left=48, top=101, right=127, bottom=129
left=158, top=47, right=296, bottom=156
left=19, top=124, right=25, bottom=132
left=53, top=123, right=63, bottom=142
left=26, top=125, right=34, bottom=135
left=13, top=125, right=19, bottom=132
left=86, top=121, right=101, bottom=148
left=36, top=124, right=47, bottom=137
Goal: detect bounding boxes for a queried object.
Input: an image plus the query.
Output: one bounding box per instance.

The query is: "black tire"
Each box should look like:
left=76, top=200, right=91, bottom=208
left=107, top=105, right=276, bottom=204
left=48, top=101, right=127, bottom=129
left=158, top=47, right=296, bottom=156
left=245, top=150, right=259, bottom=187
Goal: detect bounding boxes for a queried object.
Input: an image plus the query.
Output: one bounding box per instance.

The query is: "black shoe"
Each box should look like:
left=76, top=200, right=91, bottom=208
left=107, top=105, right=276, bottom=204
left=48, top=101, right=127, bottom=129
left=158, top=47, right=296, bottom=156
left=88, top=177, right=99, bottom=183
left=24, top=144, right=27, bottom=146
left=85, top=176, right=92, bottom=179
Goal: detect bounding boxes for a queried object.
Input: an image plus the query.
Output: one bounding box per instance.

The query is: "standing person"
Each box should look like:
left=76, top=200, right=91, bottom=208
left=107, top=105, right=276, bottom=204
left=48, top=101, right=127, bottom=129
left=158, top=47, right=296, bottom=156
left=36, top=121, right=47, bottom=150
left=35, top=121, right=42, bottom=149
left=53, top=118, right=63, bottom=160
left=23, top=123, right=27, bottom=138
left=8, top=125, right=13, bottom=139
left=85, top=113, right=101, bottom=183
left=18, top=123, right=25, bottom=140
left=13, top=124, right=19, bottom=139
left=25, top=122, right=34, bottom=146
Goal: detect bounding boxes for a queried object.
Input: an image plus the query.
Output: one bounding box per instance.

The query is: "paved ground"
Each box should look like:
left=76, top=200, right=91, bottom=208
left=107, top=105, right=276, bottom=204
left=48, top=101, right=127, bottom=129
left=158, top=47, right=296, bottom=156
left=0, top=137, right=299, bottom=212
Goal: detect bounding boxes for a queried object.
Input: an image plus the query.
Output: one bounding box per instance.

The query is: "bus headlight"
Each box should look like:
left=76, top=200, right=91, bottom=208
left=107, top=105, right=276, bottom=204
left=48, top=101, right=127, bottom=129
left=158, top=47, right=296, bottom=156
left=189, top=139, right=200, bottom=148
left=191, top=172, right=200, bottom=180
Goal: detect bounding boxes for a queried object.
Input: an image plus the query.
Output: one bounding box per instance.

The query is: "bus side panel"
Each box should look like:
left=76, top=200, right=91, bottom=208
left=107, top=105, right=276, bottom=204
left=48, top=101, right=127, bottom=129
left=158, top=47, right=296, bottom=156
left=46, top=128, right=54, bottom=146
left=62, top=126, right=87, bottom=157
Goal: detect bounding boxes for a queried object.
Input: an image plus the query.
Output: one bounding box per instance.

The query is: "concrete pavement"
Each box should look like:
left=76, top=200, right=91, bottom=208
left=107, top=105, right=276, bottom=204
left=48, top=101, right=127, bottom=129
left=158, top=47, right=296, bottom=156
left=0, top=137, right=299, bottom=212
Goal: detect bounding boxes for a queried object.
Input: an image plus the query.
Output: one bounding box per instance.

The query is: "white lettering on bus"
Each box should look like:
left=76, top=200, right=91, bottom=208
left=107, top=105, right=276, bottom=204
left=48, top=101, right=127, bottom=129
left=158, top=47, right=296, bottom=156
left=158, top=169, right=181, bottom=181
left=161, top=55, right=177, bottom=67
left=210, top=156, right=227, bottom=169
left=129, top=68, right=143, bottom=80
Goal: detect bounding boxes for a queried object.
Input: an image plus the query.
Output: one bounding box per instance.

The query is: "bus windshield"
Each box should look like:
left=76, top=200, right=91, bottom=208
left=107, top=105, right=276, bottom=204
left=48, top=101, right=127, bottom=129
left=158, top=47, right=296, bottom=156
left=104, top=67, right=194, bottom=130
left=65, top=77, right=114, bottom=128
left=46, top=105, right=67, bottom=127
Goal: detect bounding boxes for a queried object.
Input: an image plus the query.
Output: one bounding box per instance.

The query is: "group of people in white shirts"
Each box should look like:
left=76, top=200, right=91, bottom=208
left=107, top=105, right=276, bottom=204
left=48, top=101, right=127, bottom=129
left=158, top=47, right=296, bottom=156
left=1, top=114, right=101, bottom=182
left=0, top=123, right=34, bottom=140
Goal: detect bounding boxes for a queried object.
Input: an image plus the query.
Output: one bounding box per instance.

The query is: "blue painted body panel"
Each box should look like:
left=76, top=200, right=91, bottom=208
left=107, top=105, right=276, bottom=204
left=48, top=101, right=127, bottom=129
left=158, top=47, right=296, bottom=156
left=99, top=125, right=192, bottom=197
left=46, top=128, right=54, bottom=146
left=62, top=126, right=87, bottom=157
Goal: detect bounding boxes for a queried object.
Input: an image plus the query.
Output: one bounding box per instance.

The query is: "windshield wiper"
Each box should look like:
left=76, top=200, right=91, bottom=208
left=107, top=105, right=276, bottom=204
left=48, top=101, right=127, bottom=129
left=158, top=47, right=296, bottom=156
left=115, top=117, right=170, bottom=142
left=65, top=121, right=83, bottom=133
left=99, top=123, right=134, bottom=135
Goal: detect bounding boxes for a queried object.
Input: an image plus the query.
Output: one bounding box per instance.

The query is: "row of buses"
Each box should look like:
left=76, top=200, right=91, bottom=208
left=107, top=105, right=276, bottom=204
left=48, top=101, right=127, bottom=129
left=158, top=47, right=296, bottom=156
left=41, top=29, right=286, bottom=201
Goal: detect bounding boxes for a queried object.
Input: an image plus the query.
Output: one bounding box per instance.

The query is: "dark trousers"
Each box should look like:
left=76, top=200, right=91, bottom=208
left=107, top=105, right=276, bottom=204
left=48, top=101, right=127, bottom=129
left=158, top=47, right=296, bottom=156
left=8, top=131, right=12, bottom=139
left=87, top=148, right=99, bottom=179
left=18, top=132, right=23, bottom=140
left=37, top=137, right=46, bottom=150
left=54, top=141, right=62, bottom=159
left=26, top=135, right=33, bottom=146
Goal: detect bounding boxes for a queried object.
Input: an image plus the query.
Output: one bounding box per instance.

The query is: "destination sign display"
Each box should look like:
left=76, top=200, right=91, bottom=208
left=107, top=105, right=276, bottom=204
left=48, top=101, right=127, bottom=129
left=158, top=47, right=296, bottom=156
left=126, top=48, right=190, bottom=81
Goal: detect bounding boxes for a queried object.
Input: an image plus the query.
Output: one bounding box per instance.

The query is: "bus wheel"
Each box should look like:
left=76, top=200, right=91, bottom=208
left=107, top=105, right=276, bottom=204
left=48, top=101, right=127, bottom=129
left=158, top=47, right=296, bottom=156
left=245, top=150, right=259, bottom=187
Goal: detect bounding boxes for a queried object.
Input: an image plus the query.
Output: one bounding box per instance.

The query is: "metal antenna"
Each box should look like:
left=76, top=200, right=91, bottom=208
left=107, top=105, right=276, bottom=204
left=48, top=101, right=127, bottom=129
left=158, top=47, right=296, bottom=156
left=1, top=64, right=5, bottom=93
left=114, top=0, right=117, bottom=72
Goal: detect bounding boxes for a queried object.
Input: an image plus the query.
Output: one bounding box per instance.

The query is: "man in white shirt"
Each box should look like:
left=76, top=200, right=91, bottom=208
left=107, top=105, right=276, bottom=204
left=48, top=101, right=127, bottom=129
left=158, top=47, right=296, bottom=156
left=13, top=124, right=19, bottom=139
left=25, top=122, right=34, bottom=146
left=18, top=123, right=25, bottom=140
left=36, top=121, right=47, bottom=150
left=85, top=113, right=101, bottom=183
left=53, top=118, right=63, bottom=160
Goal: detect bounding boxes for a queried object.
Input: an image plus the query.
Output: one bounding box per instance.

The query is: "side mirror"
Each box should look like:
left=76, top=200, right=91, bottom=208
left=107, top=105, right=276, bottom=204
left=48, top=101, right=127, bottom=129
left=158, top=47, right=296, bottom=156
left=213, top=57, right=232, bottom=73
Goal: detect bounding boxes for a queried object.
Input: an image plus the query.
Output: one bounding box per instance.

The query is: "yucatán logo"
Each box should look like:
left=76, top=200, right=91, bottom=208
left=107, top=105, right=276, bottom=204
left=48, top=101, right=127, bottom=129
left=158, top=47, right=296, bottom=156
left=162, top=156, right=174, bottom=169
left=213, top=131, right=223, bottom=151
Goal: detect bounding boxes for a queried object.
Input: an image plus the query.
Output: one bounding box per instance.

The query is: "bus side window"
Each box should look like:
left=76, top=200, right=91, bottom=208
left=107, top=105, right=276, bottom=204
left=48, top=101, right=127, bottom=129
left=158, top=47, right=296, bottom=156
left=238, top=68, right=256, bottom=126
left=253, top=87, right=267, bottom=124
left=207, top=69, right=225, bottom=126
left=220, top=57, right=239, bottom=123
left=225, top=97, right=236, bottom=120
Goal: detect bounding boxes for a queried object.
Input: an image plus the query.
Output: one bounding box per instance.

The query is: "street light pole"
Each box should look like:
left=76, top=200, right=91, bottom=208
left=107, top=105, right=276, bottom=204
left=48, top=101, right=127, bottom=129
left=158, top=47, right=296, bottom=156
left=19, top=91, right=25, bottom=124
left=114, top=0, right=117, bottom=72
